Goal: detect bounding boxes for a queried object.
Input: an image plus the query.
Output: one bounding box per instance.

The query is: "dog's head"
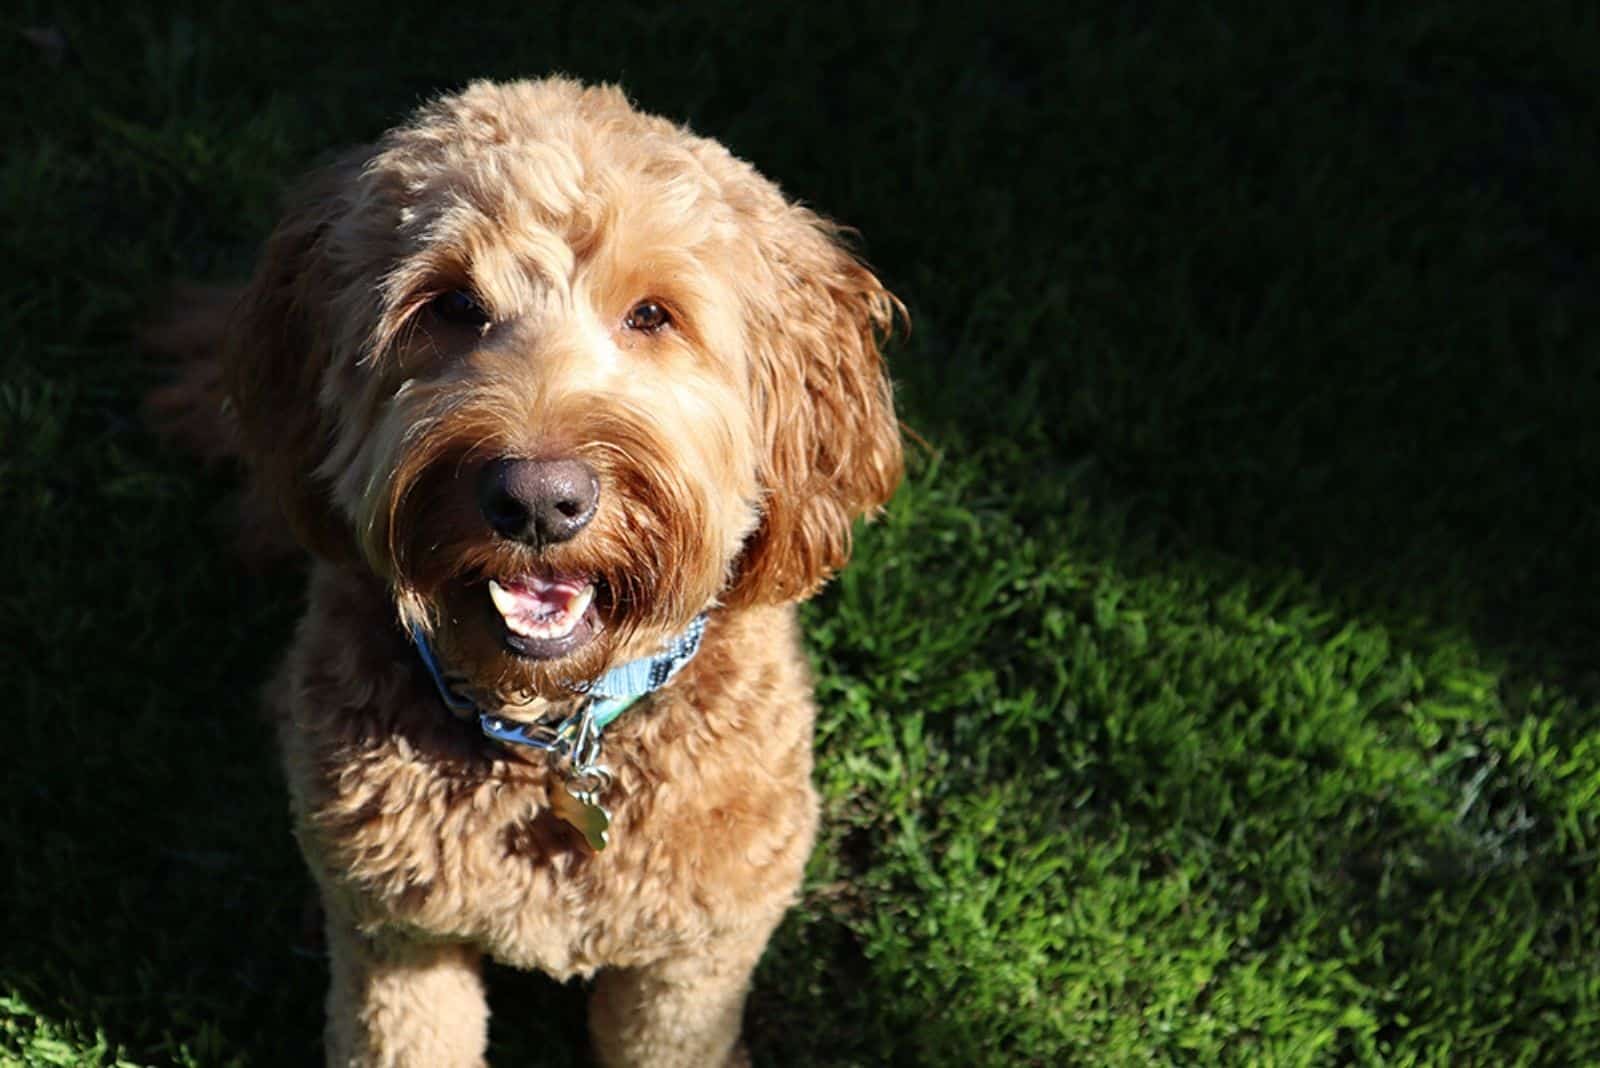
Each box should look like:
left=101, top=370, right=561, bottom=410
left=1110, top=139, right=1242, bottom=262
left=225, top=79, right=901, bottom=700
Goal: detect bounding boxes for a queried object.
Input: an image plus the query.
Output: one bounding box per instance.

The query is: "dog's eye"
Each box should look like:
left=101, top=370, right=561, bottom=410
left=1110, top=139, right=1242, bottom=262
left=428, top=289, right=490, bottom=328
left=624, top=300, right=672, bottom=333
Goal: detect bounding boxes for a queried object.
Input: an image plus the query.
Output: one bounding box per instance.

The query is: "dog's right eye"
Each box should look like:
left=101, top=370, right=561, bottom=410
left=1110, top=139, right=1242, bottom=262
left=428, top=289, right=489, bottom=328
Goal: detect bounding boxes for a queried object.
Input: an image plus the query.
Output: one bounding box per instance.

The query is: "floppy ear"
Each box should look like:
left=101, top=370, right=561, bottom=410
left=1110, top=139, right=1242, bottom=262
left=725, top=212, right=904, bottom=607
left=224, top=157, right=367, bottom=564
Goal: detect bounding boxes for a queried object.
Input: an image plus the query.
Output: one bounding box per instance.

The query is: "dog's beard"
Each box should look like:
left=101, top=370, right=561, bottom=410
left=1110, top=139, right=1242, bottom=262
left=367, top=413, right=748, bottom=706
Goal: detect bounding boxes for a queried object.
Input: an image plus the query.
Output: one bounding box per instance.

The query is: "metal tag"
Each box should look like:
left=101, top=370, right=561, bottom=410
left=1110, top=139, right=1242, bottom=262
left=551, top=780, right=611, bottom=852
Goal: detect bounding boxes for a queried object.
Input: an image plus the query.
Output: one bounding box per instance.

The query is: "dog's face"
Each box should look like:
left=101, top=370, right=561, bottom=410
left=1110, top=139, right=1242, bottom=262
left=225, top=79, right=901, bottom=701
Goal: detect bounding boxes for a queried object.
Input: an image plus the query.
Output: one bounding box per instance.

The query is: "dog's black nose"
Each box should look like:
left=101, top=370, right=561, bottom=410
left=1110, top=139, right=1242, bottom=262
left=478, top=457, right=599, bottom=546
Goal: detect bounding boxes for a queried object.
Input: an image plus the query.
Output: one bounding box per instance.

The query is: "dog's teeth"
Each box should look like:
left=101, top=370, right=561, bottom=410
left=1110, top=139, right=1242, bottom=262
left=489, top=577, right=593, bottom=641
left=488, top=579, right=520, bottom=619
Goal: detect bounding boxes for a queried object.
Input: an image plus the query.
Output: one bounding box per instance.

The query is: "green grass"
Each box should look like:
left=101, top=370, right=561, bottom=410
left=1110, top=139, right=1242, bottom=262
left=5, top=2, right=1600, bottom=1064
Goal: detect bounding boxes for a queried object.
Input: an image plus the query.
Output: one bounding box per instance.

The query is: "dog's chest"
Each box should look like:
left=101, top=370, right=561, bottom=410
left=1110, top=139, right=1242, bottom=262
left=278, top=661, right=815, bottom=979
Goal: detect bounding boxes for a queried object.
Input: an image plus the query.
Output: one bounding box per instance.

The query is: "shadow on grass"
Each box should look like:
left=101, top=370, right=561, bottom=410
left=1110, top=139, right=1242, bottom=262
left=893, top=5, right=1600, bottom=697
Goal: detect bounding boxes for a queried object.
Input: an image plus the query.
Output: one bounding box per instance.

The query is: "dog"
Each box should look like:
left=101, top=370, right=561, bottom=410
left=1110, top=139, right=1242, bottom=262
left=150, top=77, right=902, bottom=1066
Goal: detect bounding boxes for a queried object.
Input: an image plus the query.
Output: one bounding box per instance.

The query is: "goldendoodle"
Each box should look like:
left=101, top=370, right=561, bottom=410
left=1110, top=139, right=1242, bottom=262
left=152, top=77, right=902, bottom=1066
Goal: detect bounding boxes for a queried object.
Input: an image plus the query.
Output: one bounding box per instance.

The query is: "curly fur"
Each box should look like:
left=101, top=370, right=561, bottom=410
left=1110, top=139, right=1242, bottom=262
left=151, top=78, right=901, bottom=1067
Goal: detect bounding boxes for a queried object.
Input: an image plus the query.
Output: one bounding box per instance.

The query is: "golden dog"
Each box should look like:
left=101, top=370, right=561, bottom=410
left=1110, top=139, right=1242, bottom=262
left=156, top=77, right=901, bottom=1066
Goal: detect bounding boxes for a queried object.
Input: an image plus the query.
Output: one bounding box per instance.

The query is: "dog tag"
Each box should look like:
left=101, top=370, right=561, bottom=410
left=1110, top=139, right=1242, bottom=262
left=551, top=781, right=610, bottom=852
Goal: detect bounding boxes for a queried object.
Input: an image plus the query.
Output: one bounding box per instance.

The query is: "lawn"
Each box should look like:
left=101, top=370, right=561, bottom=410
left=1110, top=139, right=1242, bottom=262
left=4, top=2, right=1599, bottom=1065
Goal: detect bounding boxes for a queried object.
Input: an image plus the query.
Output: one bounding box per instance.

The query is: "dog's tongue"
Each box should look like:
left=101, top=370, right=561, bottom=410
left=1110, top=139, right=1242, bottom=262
left=488, top=576, right=594, bottom=639
left=496, top=575, right=584, bottom=613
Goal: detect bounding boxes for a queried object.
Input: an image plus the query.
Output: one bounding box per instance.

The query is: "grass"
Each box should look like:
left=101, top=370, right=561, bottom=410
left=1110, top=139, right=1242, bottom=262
left=4, top=1, right=1599, bottom=1064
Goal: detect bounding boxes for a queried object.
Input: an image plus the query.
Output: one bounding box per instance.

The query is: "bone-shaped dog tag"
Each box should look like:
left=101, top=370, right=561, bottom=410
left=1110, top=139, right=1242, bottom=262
left=551, top=781, right=610, bottom=852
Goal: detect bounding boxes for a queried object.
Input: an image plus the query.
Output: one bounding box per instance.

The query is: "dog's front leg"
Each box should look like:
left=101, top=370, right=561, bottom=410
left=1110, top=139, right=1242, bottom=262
left=587, top=925, right=778, bottom=1068
left=323, top=911, right=488, bottom=1068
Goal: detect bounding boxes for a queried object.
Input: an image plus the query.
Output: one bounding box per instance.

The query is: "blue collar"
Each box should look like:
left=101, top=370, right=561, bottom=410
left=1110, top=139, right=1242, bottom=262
left=410, top=615, right=708, bottom=763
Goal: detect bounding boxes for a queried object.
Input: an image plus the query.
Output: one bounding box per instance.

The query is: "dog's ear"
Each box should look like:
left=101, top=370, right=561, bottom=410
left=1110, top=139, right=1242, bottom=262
left=725, top=211, right=904, bottom=607
left=224, top=157, right=367, bottom=564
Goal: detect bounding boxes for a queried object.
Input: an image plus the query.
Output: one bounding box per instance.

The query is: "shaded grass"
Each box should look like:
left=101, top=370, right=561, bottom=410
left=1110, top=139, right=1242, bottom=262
left=4, top=1, right=1599, bottom=1065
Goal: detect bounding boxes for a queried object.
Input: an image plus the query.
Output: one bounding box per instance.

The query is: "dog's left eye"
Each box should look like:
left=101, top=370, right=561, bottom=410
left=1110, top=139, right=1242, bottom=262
left=428, top=289, right=490, bottom=328
left=624, top=301, right=672, bottom=333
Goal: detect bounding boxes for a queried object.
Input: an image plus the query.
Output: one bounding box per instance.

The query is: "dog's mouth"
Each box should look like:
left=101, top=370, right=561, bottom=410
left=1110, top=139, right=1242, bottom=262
left=486, top=574, right=601, bottom=660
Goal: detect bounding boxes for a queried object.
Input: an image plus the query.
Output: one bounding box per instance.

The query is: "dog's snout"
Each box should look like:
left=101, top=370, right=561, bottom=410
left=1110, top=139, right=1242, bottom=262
left=478, top=457, right=599, bottom=546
